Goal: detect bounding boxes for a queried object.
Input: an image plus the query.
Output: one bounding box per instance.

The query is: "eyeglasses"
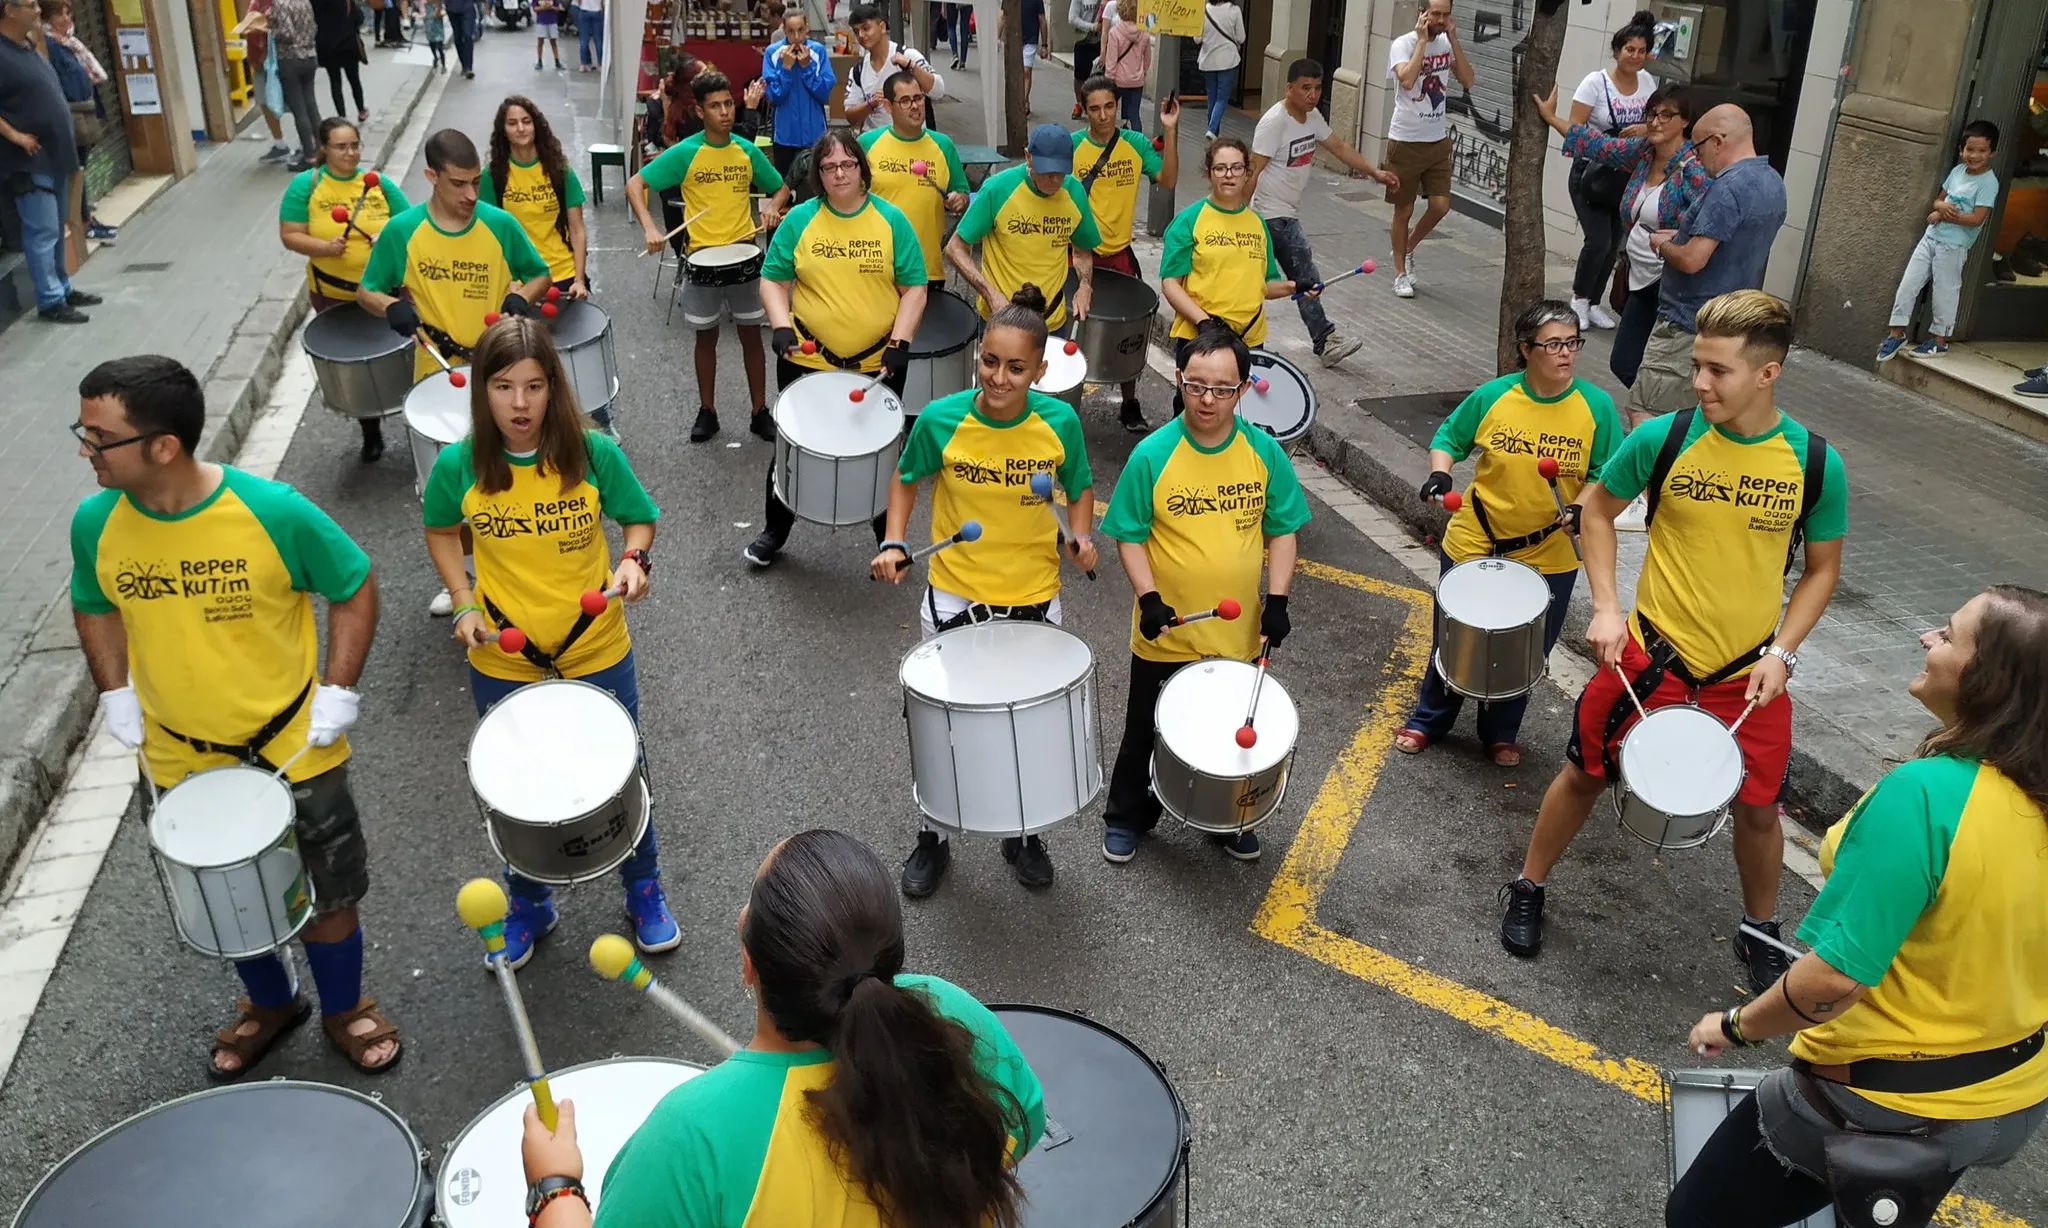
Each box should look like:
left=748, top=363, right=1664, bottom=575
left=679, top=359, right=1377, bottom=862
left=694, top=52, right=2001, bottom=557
left=327, top=141, right=362, bottom=151
left=893, top=93, right=926, bottom=105
left=1645, top=108, right=1684, bottom=122
left=1209, top=163, right=1248, bottom=177
left=71, top=421, right=164, bottom=455
left=1178, top=377, right=1246, bottom=401
left=1526, top=337, right=1587, bottom=355
left=1694, top=132, right=1727, bottom=150
left=818, top=159, right=861, bottom=174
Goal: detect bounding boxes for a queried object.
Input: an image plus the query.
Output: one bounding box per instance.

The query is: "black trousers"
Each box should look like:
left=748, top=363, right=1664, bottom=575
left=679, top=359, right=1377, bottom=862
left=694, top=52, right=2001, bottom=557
left=1104, top=653, right=1192, bottom=831
left=1568, top=159, right=1624, bottom=303
left=760, top=355, right=904, bottom=547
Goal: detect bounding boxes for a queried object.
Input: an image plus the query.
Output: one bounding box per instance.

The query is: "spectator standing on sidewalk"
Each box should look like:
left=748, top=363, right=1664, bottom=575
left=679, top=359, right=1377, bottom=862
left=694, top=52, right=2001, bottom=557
left=533, top=0, right=564, bottom=70
left=442, top=0, right=473, bottom=76
left=423, top=0, right=445, bottom=70
left=39, top=0, right=114, bottom=241
left=270, top=0, right=325, bottom=165
left=574, top=0, right=602, bottom=70
left=1383, top=0, right=1471, bottom=299
left=841, top=2, right=942, bottom=133
left=1248, top=57, right=1395, bottom=368
left=313, top=0, right=367, bottom=124
left=1197, top=0, right=1243, bottom=141
left=1562, top=9, right=1656, bottom=332
left=241, top=0, right=300, bottom=161
left=1066, top=0, right=1098, bottom=120
left=1001, top=0, right=1047, bottom=112
left=0, top=0, right=98, bottom=323
left=1880, top=121, right=1999, bottom=365
left=762, top=10, right=833, bottom=176
left=1099, top=0, right=1148, bottom=131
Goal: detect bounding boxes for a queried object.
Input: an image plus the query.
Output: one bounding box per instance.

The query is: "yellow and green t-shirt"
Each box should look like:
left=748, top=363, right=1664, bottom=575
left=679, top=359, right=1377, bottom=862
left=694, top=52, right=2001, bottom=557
left=479, top=159, right=587, bottom=282
left=592, top=974, right=1045, bottom=1228
left=1792, top=755, right=2048, bottom=1119
left=1430, top=373, right=1622, bottom=574
left=1158, top=197, right=1280, bottom=345
left=1100, top=417, right=1311, bottom=663
left=360, top=201, right=550, bottom=380
left=279, top=164, right=411, bottom=297
left=860, top=124, right=966, bottom=282
left=1598, top=410, right=1847, bottom=679
left=638, top=130, right=784, bottom=252
left=762, top=194, right=925, bottom=374
left=898, top=388, right=1093, bottom=606
left=68, top=467, right=371, bottom=786
left=422, top=431, right=660, bottom=683
left=1071, top=127, right=1162, bottom=256
left=953, top=164, right=1102, bottom=331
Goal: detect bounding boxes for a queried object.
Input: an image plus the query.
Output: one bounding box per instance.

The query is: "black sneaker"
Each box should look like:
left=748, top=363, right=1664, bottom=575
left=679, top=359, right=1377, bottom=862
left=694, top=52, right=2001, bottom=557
left=741, top=532, right=781, bottom=568
left=749, top=409, right=776, bottom=441
left=1498, top=878, right=1545, bottom=957
left=1213, top=829, right=1261, bottom=861
left=901, top=830, right=950, bottom=897
left=689, top=406, right=719, bottom=442
left=1735, top=918, right=1793, bottom=994
left=67, top=290, right=103, bottom=307
left=1001, top=835, right=1054, bottom=889
left=1118, top=399, right=1147, bottom=433
left=359, top=419, right=385, bottom=463
left=38, top=305, right=88, bottom=324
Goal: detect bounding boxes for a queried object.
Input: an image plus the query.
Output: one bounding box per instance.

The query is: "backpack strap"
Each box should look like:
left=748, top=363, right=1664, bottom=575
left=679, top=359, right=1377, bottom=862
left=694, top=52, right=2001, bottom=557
left=1642, top=406, right=1695, bottom=530
left=1786, top=428, right=1827, bottom=573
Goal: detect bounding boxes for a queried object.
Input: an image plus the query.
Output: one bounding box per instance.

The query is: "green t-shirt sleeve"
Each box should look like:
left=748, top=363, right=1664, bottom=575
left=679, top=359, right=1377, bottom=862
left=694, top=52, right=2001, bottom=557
left=1066, top=178, right=1101, bottom=250
left=903, top=976, right=1046, bottom=1158
left=279, top=168, right=315, bottom=223
left=476, top=166, right=498, bottom=206
left=591, top=1090, right=726, bottom=1228
left=1127, top=128, right=1163, bottom=179
left=379, top=177, right=412, bottom=213
left=1100, top=428, right=1173, bottom=542
left=1259, top=217, right=1282, bottom=280
left=637, top=138, right=698, bottom=194
left=1583, top=385, right=1624, bottom=481
left=1804, top=442, right=1849, bottom=543
left=934, top=132, right=968, bottom=192
left=955, top=169, right=1010, bottom=243
left=1250, top=428, right=1311, bottom=536
left=1592, top=411, right=1683, bottom=501
left=68, top=491, right=119, bottom=614
left=1795, top=758, right=1969, bottom=985
left=422, top=439, right=475, bottom=528
left=360, top=210, right=417, bottom=294
left=1158, top=203, right=1197, bottom=278
left=857, top=127, right=882, bottom=153
left=762, top=199, right=813, bottom=280
left=561, top=166, right=586, bottom=209
left=229, top=469, right=372, bottom=601
left=880, top=199, right=926, bottom=286
left=1429, top=381, right=1499, bottom=460
left=744, top=139, right=785, bottom=193
left=898, top=393, right=967, bottom=481
left=1047, top=398, right=1092, bottom=495
left=487, top=206, right=551, bottom=282
left=588, top=432, right=661, bottom=523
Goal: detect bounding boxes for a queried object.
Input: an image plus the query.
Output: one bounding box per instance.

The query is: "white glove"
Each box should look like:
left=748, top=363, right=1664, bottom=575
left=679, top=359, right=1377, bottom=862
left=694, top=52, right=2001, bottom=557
left=306, top=684, right=361, bottom=747
left=98, top=686, right=144, bottom=749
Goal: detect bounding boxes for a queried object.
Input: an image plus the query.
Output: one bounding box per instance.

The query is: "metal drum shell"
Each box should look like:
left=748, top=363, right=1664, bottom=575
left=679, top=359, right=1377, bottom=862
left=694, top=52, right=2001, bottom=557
left=147, top=765, right=314, bottom=960
left=303, top=302, right=414, bottom=420
left=467, top=679, right=651, bottom=884
left=903, top=288, right=982, bottom=411
left=684, top=242, right=764, bottom=287
left=1433, top=557, right=1553, bottom=701
left=1032, top=336, right=1088, bottom=407
left=550, top=300, right=620, bottom=415
left=403, top=368, right=471, bottom=500
left=1664, top=1070, right=1836, bottom=1226
left=1072, top=269, right=1158, bottom=386
left=1150, top=658, right=1299, bottom=834
left=772, top=371, right=905, bottom=526
left=1611, top=704, right=1741, bottom=851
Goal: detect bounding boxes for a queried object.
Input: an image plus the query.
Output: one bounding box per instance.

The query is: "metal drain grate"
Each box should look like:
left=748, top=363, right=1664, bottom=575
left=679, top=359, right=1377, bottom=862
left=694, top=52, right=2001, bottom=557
left=121, top=262, right=172, bottom=273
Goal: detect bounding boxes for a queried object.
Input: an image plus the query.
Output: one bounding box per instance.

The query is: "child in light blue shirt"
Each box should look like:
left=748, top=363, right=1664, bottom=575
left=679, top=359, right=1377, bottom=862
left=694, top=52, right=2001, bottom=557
left=1879, top=120, right=1999, bottom=361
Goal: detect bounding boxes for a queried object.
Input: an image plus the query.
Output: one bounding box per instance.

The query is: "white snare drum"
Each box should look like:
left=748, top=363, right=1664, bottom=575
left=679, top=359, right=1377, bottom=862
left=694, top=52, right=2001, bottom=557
left=685, top=242, right=764, bottom=287
left=468, top=680, right=650, bottom=884
left=1612, top=704, right=1741, bottom=850
left=1665, top=1070, right=1836, bottom=1227
left=302, top=302, right=414, bottom=420
left=772, top=370, right=905, bottom=527
left=437, top=1058, right=705, bottom=1227
left=148, top=765, right=313, bottom=959
left=1151, top=658, right=1299, bottom=833
left=900, top=621, right=1101, bottom=836
left=1032, top=337, right=1088, bottom=406
left=402, top=369, right=469, bottom=499
left=1434, top=558, right=1553, bottom=700
left=548, top=300, right=620, bottom=417
left=1241, top=350, right=1316, bottom=443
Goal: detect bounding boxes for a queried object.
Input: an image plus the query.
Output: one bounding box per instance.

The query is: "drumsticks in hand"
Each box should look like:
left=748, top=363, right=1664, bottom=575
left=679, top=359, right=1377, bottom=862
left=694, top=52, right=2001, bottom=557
left=579, top=585, right=627, bottom=616
left=1166, top=598, right=1242, bottom=628
left=482, top=626, right=527, bottom=653
left=1236, top=636, right=1273, bottom=748
left=327, top=170, right=383, bottom=243
left=589, top=935, right=740, bottom=1056
left=1028, top=472, right=1095, bottom=580
left=457, top=879, right=559, bottom=1130
left=1292, top=259, right=1375, bottom=300
left=883, top=522, right=983, bottom=576
left=416, top=334, right=467, bottom=387
left=1536, top=457, right=1582, bottom=561
left=640, top=206, right=711, bottom=257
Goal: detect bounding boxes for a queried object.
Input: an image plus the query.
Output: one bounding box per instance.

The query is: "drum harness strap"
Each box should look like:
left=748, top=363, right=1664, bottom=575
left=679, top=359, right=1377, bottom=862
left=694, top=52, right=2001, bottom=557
left=419, top=322, right=475, bottom=363
left=310, top=263, right=361, bottom=296
left=156, top=680, right=312, bottom=772
left=1468, top=489, right=1560, bottom=558
left=1079, top=134, right=1121, bottom=190
left=483, top=594, right=597, bottom=679
left=1595, top=617, right=1769, bottom=780
left=928, top=589, right=1053, bottom=633
left=792, top=316, right=889, bottom=371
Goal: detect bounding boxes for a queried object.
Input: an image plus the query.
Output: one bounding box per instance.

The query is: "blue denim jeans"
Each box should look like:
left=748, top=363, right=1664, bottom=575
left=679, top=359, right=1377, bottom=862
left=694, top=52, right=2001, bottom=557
left=468, top=647, right=659, bottom=902
left=18, top=174, right=73, bottom=310
left=1610, top=276, right=1658, bottom=389
left=1404, top=551, right=1577, bottom=746
left=1203, top=67, right=1235, bottom=135
left=1262, top=215, right=1331, bottom=349
left=577, top=11, right=602, bottom=65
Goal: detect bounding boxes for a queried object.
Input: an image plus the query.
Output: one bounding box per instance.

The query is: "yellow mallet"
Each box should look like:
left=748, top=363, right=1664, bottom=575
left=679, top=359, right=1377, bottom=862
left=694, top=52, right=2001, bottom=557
left=589, top=934, right=740, bottom=1057
left=457, top=878, right=558, bottom=1129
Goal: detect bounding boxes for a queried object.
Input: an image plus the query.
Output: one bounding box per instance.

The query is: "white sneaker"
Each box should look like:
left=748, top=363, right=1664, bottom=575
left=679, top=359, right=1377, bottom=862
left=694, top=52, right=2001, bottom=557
left=429, top=588, right=454, bottom=616
left=1588, top=304, right=1619, bottom=330
left=1394, top=272, right=1417, bottom=299
left=1571, top=297, right=1593, bottom=330
left=1615, top=495, right=1649, bottom=532
left=1319, top=330, right=1364, bottom=368
left=1403, top=248, right=1418, bottom=286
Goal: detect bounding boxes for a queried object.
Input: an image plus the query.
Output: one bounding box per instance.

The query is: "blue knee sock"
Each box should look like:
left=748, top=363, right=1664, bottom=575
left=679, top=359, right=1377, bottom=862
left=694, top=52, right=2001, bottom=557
left=233, top=954, right=297, bottom=1010
left=302, top=926, right=365, bottom=1016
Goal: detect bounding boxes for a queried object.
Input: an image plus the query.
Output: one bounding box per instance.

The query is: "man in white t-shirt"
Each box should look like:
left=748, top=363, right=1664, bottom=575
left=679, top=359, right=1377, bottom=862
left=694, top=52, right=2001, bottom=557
left=1250, top=56, right=1398, bottom=368
left=842, top=2, right=944, bottom=131
left=1383, top=0, right=1471, bottom=298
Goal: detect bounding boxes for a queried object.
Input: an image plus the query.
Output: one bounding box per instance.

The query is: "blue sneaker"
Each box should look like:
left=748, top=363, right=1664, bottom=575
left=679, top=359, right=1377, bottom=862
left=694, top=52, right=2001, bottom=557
left=1102, top=825, right=1140, bottom=863
left=1910, top=339, right=1948, bottom=359
left=1875, top=334, right=1907, bottom=362
left=626, top=877, right=681, bottom=953
left=1213, top=830, right=1261, bottom=861
left=494, top=895, right=559, bottom=971
left=2015, top=375, right=2048, bottom=398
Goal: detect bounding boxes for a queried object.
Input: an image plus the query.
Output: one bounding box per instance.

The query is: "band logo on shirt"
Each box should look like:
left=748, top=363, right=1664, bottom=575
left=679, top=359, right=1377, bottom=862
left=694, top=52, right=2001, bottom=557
left=694, top=162, right=754, bottom=191
left=1485, top=427, right=1588, bottom=474
left=1199, top=231, right=1267, bottom=252
left=416, top=257, right=497, bottom=301
left=501, top=182, right=559, bottom=209
left=948, top=455, right=1055, bottom=489
left=114, top=559, right=179, bottom=601
left=806, top=236, right=889, bottom=275
left=1666, top=466, right=1736, bottom=505
left=1165, top=481, right=1267, bottom=529
left=1002, top=215, right=1077, bottom=239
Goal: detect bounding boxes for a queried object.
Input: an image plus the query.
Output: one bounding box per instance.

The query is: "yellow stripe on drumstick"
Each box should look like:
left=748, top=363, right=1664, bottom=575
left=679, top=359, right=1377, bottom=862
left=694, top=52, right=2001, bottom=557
left=456, top=878, right=558, bottom=1130
left=589, top=934, right=740, bottom=1057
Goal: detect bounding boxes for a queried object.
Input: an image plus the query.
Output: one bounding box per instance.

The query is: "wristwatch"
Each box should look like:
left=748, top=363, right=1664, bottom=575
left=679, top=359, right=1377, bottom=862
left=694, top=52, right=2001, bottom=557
left=621, top=547, right=653, bottom=575
left=526, top=1176, right=588, bottom=1224
left=1763, top=644, right=1799, bottom=676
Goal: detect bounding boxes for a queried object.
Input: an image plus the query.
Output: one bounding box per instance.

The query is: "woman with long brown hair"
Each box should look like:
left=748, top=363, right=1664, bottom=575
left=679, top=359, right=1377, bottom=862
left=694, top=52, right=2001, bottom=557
left=421, top=318, right=678, bottom=965
left=519, top=828, right=1044, bottom=1228
left=480, top=95, right=590, bottom=298
left=1672, top=585, right=2048, bottom=1227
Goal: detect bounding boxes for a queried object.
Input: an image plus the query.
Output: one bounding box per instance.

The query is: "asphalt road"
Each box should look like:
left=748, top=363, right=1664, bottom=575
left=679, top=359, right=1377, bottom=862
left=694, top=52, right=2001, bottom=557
left=5, top=39, right=2044, bottom=1228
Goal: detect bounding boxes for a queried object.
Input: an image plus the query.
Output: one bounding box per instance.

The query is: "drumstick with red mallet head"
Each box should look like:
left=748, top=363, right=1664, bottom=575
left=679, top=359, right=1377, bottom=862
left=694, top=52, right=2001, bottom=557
left=1536, top=456, right=1583, bottom=562
left=579, top=584, right=626, bottom=616
left=415, top=334, right=468, bottom=387
left=481, top=625, right=527, bottom=653
left=481, top=286, right=562, bottom=330
left=880, top=520, right=982, bottom=577
left=327, top=169, right=383, bottom=242
left=846, top=368, right=897, bottom=403
left=1235, top=635, right=1274, bottom=749
left=1291, top=259, right=1376, bottom=300
left=1165, top=597, right=1242, bottom=628
left=1027, top=472, right=1095, bottom=580
left=907, top=158, right=950, bottom=196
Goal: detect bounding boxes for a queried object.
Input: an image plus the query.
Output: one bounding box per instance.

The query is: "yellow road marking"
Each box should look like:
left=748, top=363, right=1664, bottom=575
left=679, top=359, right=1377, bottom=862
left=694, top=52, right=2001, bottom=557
left=1260, top=560, right=2031, bottom=1228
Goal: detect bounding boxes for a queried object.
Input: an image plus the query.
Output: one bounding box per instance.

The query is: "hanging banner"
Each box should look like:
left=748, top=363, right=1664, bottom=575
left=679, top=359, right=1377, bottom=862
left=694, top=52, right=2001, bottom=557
left=1136, top=0, right=1199, bottom=38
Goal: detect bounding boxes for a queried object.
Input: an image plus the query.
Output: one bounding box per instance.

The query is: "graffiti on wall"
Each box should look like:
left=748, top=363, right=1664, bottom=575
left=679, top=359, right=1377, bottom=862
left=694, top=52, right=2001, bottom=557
left=1444, top=5, right=1526, bottom=204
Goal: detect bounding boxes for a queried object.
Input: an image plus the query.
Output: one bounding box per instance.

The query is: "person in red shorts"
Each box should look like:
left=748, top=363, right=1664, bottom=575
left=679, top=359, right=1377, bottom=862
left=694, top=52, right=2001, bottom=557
left=1497, top=289, right=1847, bottom=994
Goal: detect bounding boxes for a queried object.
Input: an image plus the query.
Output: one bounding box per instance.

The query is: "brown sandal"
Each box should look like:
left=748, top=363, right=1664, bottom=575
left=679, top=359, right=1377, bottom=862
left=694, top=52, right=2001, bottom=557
left=1393, top=728, right=1433, bottom=755
left=208, top=995, right=312, bottom=1083
left=322, top=996, right=404, bottom=1074
left=1488, top=743, right=1524, bottom=767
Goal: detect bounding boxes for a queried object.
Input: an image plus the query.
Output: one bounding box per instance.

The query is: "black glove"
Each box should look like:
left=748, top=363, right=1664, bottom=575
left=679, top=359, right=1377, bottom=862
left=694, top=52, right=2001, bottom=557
left=1561, top=503, right=1584, bottom=534
left=773, top=326, right=798, bottom=358
left=881, top=339, right=910, bottom=385
left=1137, top=591, right=1178, bottom=641
left=1260, top=594, right=1291, bottom=650
left=500, top=291, right=536, bottom=318
left=385, top=299, right=421, bottom=338
left=1418, top=470, right=1453, bottom=502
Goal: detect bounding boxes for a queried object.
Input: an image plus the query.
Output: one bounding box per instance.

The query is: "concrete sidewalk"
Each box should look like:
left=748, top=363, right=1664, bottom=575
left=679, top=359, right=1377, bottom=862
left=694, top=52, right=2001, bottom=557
left=0, top=47, right=437, bottom=881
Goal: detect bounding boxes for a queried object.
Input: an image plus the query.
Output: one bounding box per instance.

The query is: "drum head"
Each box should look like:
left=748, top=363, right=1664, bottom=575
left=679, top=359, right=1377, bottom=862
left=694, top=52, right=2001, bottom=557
left=992, top=1005, right=1186, bottom=1228
left=1155, top=659, right=1298, bottom=775
left=1436, top=559, right=1553, bottom=630
left=1034, top=339, right=1087, bottom=394
left=439, top=1058, right=704, bottom=1227
left=774, top=372, right=904, bottom=454
left=689, top=242, right=762, bottom=268
left=403, top=369, right=472, bottom=445
left=911, top=288, right=982, bottom=358
left=302, top=302, right=409, bottom=360
left=900, top=622, right=1094, bottom=706
left=1088, top=269, right=1159, bottom=322
left=148, top=766, right=295, bottom=868
left=14, top=1081, right=427, bottom=1227
left=1621, top=706, right=1743, bottom=814
left=469, top=680, right=640, bottom=820
left=1240, top=351, right=1315, bottom=442
left=547, top=299, right=609, bottom=348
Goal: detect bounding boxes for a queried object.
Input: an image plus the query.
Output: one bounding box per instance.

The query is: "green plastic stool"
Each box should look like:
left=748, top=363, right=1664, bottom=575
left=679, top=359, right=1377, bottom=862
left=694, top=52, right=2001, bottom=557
left=589, top=144, right=626, bottom=204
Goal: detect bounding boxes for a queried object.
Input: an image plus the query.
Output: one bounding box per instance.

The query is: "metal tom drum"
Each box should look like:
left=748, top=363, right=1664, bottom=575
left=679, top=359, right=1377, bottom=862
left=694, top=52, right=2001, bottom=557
left=302, top=302, right=413, bottom=420
left=1240, top=349, right=1316, bottom=443
left=11, top=1080, right=430, bottom=1228
left=437, top=1058, right=705, bottom=1227
left=772, top=370, right=905, bottom=526
left=992, top=1005, right=1189, bottom=1228
left=467, top=679, right=650, bottom=884
left=1152, top=658, right=1298, bottom=833
left=1665, top=1070, right=1836, bottom=1227
left=148, top=765, right=312, bottom=960
left=1032, top=337, right=1088, bottom=406
left=900, top=621, right=1101, bottom=836
left=685, top=242, right=763, bottom=287
left=1434, top=557, right=1553, bottom=700
left=903, top=288, right=982, bottom=411
left=1612, top=704, right=1741, bottom=851
left=548, top=299, right=620, bottom=416
left=403, top=368, right=470, bottom=499
left=1072, top=269, right=1158, bottom=386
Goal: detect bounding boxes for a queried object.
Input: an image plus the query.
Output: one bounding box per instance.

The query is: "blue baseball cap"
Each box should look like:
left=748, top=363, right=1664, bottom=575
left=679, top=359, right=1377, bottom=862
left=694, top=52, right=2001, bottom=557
left=1027, top=124, right=1074, bottom=174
